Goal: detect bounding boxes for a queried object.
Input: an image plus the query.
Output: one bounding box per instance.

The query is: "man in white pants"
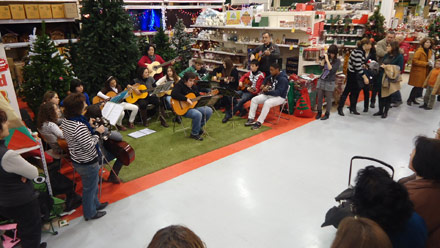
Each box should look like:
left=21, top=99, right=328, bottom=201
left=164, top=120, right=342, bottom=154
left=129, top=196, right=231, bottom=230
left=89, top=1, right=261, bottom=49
left=245, top=63, right=289, bottom=130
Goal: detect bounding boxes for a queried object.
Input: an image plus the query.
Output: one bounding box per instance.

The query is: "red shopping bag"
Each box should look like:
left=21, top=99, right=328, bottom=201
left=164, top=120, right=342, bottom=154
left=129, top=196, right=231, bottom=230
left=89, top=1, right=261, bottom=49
left=294, top=88, right=314, bottom=118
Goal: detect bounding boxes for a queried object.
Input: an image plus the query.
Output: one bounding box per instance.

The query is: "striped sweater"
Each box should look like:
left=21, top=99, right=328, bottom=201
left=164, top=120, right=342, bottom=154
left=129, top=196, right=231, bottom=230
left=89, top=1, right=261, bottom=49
left=60, top=119, right=99, bottom=164
left=348, top=48, right=366, bottom=76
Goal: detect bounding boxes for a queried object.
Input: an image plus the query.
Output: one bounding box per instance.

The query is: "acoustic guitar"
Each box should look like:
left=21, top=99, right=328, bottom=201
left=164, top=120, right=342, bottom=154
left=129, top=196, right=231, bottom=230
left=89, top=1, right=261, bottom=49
left=171, top=90, right=219, bottom=116
left=146, top=57, right=181, bottom=77
left=104, top=139, right=135, bottom=166
left=92, top=91, right=117, bottom=105
left=238, top=77, right=252, bottom=91
left=125, top=84, right=148, bottom=104
left=254, top=46, right=275, bottom=62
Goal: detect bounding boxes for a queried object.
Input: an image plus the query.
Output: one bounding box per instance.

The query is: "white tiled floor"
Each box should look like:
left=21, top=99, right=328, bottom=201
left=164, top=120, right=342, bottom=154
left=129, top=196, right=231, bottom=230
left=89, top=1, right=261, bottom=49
left=42, top=77, right=440, bottom=248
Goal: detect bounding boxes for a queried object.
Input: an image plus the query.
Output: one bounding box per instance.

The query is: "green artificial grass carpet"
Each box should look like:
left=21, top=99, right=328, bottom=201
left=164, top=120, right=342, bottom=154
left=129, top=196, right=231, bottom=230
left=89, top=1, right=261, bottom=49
left=114, top=112, right=270, bottom=182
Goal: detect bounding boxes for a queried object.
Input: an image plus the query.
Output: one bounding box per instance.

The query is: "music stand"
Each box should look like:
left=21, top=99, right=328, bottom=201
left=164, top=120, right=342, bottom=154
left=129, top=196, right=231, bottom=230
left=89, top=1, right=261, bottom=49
left=214, top=87, right=241, bottom=128
left=192, top=95, right=219, bottom=139
left=151, top=81, right=173, bottom=96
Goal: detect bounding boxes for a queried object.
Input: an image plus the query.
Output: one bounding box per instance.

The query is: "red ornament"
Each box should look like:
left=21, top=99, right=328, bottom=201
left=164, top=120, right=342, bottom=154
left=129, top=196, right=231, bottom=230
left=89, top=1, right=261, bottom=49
left=59, top=77, right=63, bottom=80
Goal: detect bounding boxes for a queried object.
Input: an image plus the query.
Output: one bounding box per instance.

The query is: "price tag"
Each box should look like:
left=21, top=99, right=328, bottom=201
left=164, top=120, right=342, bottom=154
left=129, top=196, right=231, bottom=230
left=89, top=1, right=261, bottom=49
left=291, top=28, right=295, bottom=33
left=289, top=45, right=294, bottom=50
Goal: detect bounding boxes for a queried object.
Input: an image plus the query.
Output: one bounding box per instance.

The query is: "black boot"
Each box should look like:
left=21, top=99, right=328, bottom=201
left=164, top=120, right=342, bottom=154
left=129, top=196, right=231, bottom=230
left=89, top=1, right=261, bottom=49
left=159, top=106, right=169, bottom=127
left=337, top=106, right=344, bottom=116
left=320, top=112, right=329, bottom=120
left=315, top=111, right=322, bottom=120
left=349, top=107, right=360, bottom=115
left=140, top=109, right=148, bottom=127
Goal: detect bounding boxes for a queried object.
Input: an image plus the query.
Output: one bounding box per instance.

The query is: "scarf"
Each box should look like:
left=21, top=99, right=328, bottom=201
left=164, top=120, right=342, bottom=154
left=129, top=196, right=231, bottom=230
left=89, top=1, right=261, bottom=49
left=68, top=115, right=101, bottom=156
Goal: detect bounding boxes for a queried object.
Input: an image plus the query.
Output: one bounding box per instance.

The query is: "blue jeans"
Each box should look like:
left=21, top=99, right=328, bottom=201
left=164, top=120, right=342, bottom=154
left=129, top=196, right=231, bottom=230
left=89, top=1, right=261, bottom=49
left=164, top=96, right=171, bottom=110
left=184, top=106, right=213, bottom=135
left=233, top=91, right=254, bottom=114
left=73, top=160, right=100, bottom=219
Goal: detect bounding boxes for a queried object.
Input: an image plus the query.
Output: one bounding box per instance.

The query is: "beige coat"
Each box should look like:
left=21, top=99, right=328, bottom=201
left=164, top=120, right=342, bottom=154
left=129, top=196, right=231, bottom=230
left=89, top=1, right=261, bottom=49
left=409, top=47, right=432, bottom=87
left=422, top=69, right=440, bottom=95
left=381, top=64, right=402, bottom=97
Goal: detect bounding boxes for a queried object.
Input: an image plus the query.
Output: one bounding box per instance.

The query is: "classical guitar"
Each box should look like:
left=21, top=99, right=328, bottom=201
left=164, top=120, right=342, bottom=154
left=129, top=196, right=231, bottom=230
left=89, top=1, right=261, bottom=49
left=255, top=46, right=275, bottom=62
left=146, top=57, right=181, bottom=77
left=171, top=89, right=219, bottom=116
left=238, top=77, right=252, bottom=91
left=104, top=139, right=135, bottom=166
left=125, top=84, right=148, bottom=104
left=92, top=91, right=117, bottom=105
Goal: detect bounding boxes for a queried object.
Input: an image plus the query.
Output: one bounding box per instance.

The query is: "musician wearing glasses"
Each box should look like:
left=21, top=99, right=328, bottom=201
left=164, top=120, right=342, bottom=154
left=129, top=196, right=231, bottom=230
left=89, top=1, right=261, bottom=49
left=250, top=32, right=280, bottom=77
left=96, top=76, right=139, bottom=130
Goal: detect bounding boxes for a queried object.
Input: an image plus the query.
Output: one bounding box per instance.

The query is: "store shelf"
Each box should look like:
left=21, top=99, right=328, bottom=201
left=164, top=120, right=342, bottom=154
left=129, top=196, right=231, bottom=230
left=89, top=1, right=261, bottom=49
left=0, top=0, right=76, bottom=2
left=192, top=48, right=247, bottom=56
left=0, top=18, right=77, bottom=24
left=324, top=33, right=363, bottom=37
left=4, top=39, right=78, bottom=49
left=191, top=25, right=305, bottom=31
left=324, top=23, right=365, bottom=27
left=302, top=60, right=320, bottom=66
left=192, top=58, right=242, bottom=67
left=237, top=68, right=250, bottom=73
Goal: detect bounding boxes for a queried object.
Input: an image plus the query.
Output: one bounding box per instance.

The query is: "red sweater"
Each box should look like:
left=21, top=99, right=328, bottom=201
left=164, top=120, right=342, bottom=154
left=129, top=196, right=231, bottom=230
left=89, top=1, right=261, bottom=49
left=138, top=54, right=166, bottom=80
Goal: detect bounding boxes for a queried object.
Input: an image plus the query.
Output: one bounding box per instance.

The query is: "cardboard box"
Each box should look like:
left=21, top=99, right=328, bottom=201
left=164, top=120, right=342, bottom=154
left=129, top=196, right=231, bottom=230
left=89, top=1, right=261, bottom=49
left=9, top=4, right=26, bottom=19
left=63, top=3, right=78, bottom=19
left=0, top=6, right=11, bottom=20
left=51, top=4, right=64, bottom=18
left=38, top=4, right=52, bottom=19
left=24, top=4, right=40, bottom=19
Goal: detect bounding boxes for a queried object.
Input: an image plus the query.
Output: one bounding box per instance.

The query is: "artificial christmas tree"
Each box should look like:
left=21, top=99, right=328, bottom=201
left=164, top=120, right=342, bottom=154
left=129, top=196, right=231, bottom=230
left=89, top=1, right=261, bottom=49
left=152, top=26, right=176, bottom=62
left=21, top=25, right=73, bottom=115
left=364, top=8, right=386, bottom=42
left=429, top=15, right=440, bottom=44
left=171, top=18, right=192, bottom=72
left=72, top=0, right=139, bottom=94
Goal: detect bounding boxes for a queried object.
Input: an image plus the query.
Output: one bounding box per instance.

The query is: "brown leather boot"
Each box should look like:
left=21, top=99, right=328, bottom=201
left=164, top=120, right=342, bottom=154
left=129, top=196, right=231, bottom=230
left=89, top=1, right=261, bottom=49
left=159, top=106, right=169, bottom=127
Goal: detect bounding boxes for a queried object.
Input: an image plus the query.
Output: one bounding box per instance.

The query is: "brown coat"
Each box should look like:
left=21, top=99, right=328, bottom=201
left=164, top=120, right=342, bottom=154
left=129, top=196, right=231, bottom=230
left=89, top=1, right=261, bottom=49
left=409, top=47, right=432, bottom=87
left=405, top=179, right=440, bottom=248
left=422, top=69, right=440, bottom=95
left=381, top=64, right=402, bottom=98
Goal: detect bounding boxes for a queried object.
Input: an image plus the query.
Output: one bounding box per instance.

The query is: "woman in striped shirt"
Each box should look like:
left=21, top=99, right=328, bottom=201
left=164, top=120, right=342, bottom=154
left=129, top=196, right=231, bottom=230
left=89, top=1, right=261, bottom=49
left=338, top=38, right=371, bottom=116
left=60, top=93, right=108, bottom=221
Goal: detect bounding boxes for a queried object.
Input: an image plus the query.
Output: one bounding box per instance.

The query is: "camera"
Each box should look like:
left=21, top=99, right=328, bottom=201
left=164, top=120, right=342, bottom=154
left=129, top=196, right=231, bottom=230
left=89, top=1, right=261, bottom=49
left=319, top=54, right=326, bottom=60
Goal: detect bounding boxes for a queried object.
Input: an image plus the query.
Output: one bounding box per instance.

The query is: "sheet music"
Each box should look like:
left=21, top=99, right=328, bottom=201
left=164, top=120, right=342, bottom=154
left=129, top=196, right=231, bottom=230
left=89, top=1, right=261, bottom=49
left=102, top=102, right=124, bottom=126
left=127, top=128, right=156, bottom=139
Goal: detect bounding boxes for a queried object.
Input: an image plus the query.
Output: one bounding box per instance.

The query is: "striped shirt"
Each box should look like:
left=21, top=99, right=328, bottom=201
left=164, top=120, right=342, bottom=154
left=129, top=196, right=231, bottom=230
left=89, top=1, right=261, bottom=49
left=60, top=119, right=99, bottom=164
left=348, top=48, right=366, bottom=75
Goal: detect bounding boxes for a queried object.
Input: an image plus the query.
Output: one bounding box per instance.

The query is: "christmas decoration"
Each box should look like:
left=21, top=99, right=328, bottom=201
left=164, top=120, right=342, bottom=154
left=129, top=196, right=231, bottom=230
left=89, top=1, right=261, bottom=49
left=21, top=23, right=73, bottom=115
left=171, top=18, right=192, bottom=73
left=294, top=88, right=313, bottom=118
left=71, top=0, right=139, bottom=94
left=429, top=15, right=440, bottom=44
left=152, top=25, right=176, bottom=62
left=364, top=8, right=385, bottom=42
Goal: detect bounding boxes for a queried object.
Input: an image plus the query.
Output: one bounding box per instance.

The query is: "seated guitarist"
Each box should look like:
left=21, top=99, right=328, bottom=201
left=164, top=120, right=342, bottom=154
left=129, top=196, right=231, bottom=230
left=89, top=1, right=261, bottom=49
left=171, top=72, right=213, bottom=141
left=232, top=60, right=265, bottom=117
left=97, top=76, right=139, bottom=130
left=245, top=63, right=288, bottom=130
left=138, top=44, right=174, bottom=81
left=130, top=67, right=168, bottom=127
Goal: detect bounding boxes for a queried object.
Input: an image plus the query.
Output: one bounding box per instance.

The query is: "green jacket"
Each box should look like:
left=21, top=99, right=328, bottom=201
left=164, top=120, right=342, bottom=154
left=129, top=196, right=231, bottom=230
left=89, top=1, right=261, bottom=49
left=179, top=66, right=210, bottom=81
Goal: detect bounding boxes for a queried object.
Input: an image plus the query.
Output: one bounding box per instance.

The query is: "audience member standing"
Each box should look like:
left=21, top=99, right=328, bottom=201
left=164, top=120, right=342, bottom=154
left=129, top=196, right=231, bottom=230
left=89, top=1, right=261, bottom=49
left=407, top=38, right=433, bottom=105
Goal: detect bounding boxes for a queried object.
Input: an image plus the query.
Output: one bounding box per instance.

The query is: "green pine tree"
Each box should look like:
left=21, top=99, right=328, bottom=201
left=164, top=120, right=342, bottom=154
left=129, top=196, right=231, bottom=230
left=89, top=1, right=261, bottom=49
left=71, top=0, right=139, bottom=94
left=364, top=8, right=386, bottom=42
left=21, top=24, right=73, bottom=115
left=429, top=16, right=440, bottom=44
left=152, top=26, right=176, bottom=62
left=171, top=19, right=192, bottom=72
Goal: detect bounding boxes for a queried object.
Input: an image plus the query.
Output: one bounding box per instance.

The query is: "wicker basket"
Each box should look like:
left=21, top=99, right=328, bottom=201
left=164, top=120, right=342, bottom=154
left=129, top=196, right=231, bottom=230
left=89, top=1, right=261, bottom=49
left=50, top=31, right=65, bottom=40
left=2, top=33, right=18, bottom=43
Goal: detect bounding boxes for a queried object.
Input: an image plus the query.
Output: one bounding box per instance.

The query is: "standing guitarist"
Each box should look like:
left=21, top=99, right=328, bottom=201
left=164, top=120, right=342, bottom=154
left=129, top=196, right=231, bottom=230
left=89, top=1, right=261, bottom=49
left=250, top=32, right=280, bottom=77
left=138, top=44, right=175, bottom=81
left=171, top=72, right=213, bottom=141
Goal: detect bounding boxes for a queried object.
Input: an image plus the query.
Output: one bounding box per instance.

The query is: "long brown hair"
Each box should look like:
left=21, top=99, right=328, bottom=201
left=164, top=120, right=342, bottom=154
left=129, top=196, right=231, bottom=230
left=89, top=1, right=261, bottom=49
left=388, top=41, right=400, bottom=57
left=222, top=58, right=233, bottom=77
left=166, top=66, right=180, bottom=83
left=37, top=102, right=58, bottom=129
left=331, top=217, right=392, bottom=248
left=147, top=225, right=205, bottom=248
left=356, top=38, right=372, bottom=49
left=0, top=109, right=7, bottom=133
left=420, top=37, right=433, bottom=50
left=43, top=91, right=57, bottom=103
